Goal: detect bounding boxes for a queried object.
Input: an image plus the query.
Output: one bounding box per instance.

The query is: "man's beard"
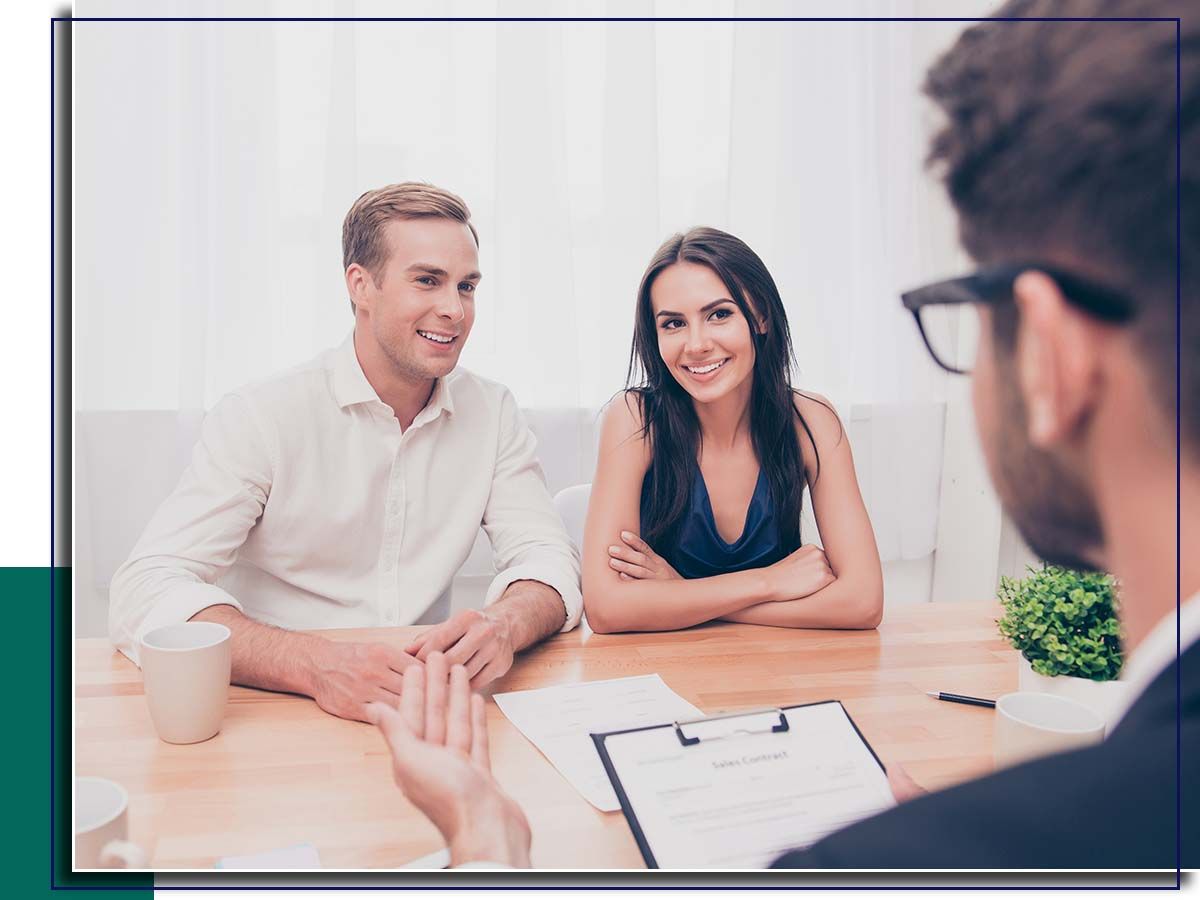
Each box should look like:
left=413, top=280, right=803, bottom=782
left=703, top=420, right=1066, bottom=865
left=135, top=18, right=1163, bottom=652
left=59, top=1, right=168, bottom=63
left=988, top=377, right=1106, bottom=573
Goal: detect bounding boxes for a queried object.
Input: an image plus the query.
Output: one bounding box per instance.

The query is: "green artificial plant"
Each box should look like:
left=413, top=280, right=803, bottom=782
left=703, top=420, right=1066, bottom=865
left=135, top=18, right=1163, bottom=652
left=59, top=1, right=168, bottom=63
left=996, top=564, right=1123, bottom=681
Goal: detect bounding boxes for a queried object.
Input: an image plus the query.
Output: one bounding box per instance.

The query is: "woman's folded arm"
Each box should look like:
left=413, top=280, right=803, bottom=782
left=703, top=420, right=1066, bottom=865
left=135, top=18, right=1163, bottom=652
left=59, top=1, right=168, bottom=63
left=583, top=565, right=774, bottom=633
left=719, top=573, right=884, bottom=630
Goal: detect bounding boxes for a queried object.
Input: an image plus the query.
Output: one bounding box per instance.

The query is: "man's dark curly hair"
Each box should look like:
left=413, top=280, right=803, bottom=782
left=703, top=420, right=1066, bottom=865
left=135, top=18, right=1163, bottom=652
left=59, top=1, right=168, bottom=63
left=923, top=0, right=1196, bottom=447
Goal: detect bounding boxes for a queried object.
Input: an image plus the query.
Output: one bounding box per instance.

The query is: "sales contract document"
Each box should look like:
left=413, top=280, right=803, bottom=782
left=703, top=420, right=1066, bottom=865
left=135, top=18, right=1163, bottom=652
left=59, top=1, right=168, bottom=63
left=599, top=702, right=895, bottom=868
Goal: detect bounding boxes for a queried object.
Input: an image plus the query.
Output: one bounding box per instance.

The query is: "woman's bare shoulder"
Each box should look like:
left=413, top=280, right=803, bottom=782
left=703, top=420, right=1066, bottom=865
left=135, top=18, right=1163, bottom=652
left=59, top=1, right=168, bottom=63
left=601, top=389, right=646, bottom=428
left=598, top=389, right=651, bottom=457
left=791, top=390, right=849, bottom=479
left=794, top=389, right=845, bottom=439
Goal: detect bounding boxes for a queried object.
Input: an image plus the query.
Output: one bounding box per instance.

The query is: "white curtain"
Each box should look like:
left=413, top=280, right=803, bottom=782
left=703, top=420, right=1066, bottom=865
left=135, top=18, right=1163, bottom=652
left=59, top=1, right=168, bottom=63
left=74, top=2, right=996, bottom=632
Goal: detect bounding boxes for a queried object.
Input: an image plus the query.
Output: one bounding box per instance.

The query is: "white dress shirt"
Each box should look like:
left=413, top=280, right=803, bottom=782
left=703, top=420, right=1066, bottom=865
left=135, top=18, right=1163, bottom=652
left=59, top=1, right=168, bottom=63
left=109, top=334, right=582, bottom=664
left=1108, top=590, right=1200, bottom=730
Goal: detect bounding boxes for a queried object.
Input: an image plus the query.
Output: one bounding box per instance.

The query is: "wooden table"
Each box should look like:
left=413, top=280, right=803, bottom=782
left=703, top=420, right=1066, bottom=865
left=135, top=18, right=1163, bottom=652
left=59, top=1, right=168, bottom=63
left=75, top=602, right=1017, bottom=869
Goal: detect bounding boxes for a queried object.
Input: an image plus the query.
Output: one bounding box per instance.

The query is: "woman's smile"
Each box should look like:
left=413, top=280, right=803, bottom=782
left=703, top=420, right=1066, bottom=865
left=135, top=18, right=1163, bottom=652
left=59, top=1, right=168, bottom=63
left=680, top=357, right=731, bottom=382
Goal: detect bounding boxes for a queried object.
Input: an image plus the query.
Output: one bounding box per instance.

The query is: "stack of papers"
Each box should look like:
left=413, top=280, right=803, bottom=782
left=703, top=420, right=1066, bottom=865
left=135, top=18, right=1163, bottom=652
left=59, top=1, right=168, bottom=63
left=493, top=674, right=701, bottom=811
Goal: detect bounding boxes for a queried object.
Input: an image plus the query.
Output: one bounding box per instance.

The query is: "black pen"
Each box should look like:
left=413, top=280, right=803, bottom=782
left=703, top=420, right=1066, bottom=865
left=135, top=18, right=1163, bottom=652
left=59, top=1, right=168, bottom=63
left=926, top=691, right=996, bottom=708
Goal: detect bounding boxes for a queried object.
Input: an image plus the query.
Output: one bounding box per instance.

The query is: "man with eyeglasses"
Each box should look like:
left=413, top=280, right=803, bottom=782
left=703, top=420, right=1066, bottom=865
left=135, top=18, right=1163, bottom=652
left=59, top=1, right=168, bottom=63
left=363, top=1, right=1196, bottom=869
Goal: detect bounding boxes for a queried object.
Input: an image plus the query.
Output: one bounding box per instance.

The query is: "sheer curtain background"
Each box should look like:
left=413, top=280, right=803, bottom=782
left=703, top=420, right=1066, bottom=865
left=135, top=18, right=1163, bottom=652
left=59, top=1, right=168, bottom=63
left=75, top=1, right=1022, bottom=637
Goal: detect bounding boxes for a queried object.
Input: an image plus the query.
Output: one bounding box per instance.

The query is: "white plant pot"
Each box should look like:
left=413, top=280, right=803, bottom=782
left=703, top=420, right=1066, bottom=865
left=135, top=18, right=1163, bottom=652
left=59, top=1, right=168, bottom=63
left=1016, top=655, right=1129, bottom=730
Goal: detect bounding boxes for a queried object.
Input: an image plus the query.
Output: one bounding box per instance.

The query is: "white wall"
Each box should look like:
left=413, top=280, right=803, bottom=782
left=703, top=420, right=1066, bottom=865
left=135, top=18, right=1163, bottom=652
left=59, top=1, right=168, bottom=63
left=72, top=3, right=1017, bottom=635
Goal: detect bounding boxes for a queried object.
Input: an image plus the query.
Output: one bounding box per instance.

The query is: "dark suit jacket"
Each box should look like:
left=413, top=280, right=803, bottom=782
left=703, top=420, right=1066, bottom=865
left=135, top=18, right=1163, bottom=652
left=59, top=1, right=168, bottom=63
left=773, top=640, right=1198, bottom=869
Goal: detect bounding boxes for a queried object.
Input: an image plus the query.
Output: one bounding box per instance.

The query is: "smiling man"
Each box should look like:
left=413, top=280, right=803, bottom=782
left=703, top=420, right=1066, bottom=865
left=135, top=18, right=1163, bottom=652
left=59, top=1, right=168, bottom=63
left=108, top=182, right=582, bottom=722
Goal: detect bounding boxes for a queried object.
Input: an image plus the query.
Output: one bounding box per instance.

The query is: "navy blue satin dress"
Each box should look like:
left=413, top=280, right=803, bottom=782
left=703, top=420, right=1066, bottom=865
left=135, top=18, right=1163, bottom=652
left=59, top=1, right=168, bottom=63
left=640, top=468, right=800, bottom=579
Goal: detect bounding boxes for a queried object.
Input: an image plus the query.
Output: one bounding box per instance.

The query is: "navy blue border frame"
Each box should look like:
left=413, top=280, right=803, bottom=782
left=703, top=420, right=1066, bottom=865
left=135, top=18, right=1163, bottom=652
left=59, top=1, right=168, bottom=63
left=49, top=8, right=1190, bottom=897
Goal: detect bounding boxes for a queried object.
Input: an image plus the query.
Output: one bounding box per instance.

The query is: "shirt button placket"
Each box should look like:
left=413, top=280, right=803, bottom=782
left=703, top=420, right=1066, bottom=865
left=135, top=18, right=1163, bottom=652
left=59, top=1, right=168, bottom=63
left=379, top=445, right=399, bottom=626
left=393, top=458, right=406, bottom=624
left=383, top=440, right=407, bottom=625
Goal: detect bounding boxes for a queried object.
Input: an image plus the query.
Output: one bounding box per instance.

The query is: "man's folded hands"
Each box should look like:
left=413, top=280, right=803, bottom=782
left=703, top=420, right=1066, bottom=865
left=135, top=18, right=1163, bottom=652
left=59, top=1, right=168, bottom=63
left=405, top=608, right=515, bottom=689
left=304, top=639, right=422, bottom=723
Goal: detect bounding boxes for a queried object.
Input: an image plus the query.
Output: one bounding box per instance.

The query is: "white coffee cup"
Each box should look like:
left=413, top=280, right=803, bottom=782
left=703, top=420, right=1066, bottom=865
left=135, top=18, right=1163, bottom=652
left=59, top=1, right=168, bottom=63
left=139, top=621, right=232, bottom=744
left=994, top=691, right=1106, bottom=768
left=75, top=776, right=146, bottom=869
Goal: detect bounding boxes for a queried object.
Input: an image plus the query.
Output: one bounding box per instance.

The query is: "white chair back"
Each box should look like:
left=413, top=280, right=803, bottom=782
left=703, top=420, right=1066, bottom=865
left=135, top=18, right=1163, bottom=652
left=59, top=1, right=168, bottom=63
left=553, top=483, right=592, bottom=554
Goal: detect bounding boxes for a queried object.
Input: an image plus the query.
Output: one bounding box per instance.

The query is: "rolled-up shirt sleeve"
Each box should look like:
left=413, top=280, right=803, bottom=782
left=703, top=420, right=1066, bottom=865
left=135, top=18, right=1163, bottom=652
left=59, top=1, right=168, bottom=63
left=107, top=393, right=275, bottom=665
left=480, top=390, right=582, bottom=632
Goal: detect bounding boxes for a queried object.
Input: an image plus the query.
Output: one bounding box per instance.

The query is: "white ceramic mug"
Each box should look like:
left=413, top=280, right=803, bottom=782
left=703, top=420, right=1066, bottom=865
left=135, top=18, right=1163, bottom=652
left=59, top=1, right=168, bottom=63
left=994, top=691, right=1106, bottom=769
left=75, top=777, right=146, bottom=869
left=139, top=621, right=232, bottom=744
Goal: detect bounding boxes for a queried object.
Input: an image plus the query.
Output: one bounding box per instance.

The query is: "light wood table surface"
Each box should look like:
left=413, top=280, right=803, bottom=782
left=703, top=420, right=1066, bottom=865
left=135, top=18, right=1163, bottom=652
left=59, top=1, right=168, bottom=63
left=75, top=602, right=1017, bottom=869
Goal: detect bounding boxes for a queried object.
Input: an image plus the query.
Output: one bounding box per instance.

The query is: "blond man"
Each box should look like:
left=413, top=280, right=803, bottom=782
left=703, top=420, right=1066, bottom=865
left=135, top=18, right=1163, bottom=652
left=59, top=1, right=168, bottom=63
left=109, top=183, right=581, bottom=722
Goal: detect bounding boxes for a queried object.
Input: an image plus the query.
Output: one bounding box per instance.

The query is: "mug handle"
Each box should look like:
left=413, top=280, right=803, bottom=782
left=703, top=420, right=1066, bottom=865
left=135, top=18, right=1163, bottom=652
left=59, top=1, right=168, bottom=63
left=100, top=840, right=146, bottom=868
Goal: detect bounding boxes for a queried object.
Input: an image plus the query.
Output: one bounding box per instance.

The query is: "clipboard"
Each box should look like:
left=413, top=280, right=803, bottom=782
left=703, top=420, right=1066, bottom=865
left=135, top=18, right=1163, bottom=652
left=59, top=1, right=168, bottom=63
left=591, top=700, right=887, bottom=869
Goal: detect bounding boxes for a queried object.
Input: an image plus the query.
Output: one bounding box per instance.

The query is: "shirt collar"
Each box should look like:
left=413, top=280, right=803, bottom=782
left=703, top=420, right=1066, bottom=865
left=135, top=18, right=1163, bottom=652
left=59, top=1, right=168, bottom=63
left=1108, top=589, right=1200, bottom=729
left=331, top=332, right=380, bottom=409
left=414, top=371, right=456, bottom=426
left=331, top=331, right=457, bottom=423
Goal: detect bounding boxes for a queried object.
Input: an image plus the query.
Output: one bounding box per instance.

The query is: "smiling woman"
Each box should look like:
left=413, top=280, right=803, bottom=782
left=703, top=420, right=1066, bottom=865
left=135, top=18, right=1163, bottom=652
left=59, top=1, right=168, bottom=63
left=580, top=228, right=885, bottom=634
left=72, top=15, right=1008, bottom=642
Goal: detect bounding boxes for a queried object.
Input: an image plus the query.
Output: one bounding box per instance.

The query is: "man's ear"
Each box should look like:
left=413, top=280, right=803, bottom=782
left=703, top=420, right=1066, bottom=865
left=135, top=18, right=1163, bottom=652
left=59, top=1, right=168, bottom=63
left=345, top=263, right=374, bottom=315
left=1011, top=270, right=1106, bottom=448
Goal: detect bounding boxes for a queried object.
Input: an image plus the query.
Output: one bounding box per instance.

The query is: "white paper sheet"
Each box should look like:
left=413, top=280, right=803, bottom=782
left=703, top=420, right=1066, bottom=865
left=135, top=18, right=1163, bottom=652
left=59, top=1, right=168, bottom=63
left=215, top=844, right=449, bottom=870
left=403, top=847, right=450, bottom=868
left=493, top=674, right=702, bottom=811
left=598, top=701, right=897, bottom=868
left=215, top=843, right=321, bottom=869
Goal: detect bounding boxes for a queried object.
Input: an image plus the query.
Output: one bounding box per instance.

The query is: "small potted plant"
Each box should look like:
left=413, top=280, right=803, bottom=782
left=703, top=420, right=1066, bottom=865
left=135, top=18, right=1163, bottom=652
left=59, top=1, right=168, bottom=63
left=996, top=564, right=1127, bottom=723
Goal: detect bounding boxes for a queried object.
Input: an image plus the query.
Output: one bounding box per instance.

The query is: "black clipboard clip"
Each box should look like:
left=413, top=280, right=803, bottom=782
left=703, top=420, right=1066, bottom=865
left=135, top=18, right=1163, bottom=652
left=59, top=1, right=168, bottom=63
left=673, top=706, right=789, bottom=746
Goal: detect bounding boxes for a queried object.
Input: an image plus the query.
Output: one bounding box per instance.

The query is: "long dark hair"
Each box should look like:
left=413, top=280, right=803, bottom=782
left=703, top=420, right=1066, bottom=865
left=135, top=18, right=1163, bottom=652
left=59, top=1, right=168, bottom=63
left=626, top=227, right=820, bottom=555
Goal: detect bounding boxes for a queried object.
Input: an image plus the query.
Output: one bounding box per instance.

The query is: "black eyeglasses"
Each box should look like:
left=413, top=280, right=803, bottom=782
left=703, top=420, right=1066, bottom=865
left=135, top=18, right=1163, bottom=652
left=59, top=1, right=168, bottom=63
left=900, top=264, right=1136, bottom=374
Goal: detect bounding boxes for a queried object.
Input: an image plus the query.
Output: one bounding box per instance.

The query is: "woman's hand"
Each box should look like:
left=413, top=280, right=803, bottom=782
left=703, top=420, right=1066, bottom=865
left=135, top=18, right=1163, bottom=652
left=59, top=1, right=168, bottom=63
left=765, top=543, right=835, bottom=601
left=607, top=531, right=682, bottom=581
